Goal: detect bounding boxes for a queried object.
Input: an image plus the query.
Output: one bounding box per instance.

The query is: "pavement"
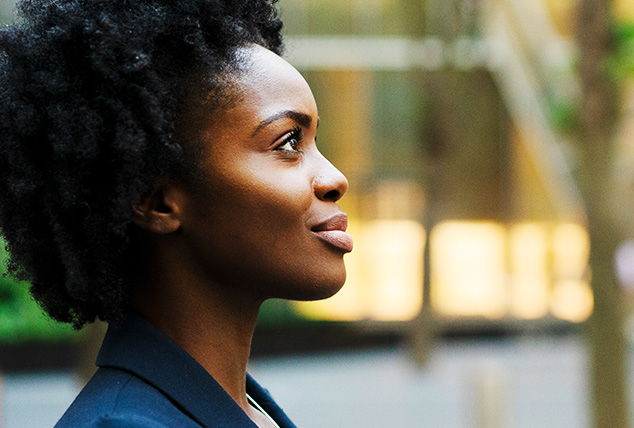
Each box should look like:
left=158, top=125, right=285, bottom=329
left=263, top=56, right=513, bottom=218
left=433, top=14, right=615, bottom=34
left=0, top=334, right=601, bottom=427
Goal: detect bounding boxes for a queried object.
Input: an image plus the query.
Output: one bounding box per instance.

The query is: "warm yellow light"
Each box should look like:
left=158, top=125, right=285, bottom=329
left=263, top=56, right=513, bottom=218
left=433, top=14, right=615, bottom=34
left=294, top=219, right=425, bottom=322
left=431, top=221, right=507, bottom=319
left=551, top=279, right=593, bottom=322
left=614, top=0, right=634, bottom=21
left=552, top=223, right=589, bottom=279
left=296, top=218, right=591, bottom=324
left=362, top=220, right=425, bottom=321
left=509, top=223, right=549, bottom=319
left=551, top=223, right=591, bottom=322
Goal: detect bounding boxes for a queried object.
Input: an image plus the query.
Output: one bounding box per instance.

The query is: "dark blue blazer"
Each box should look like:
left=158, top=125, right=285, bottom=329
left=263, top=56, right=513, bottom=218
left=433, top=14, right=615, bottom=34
left=56, top=314, right=297, bottom=427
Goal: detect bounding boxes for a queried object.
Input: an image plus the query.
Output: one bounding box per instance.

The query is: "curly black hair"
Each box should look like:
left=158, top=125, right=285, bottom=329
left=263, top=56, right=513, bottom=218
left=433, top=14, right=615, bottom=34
left=0, top=0, right=284, bottom=328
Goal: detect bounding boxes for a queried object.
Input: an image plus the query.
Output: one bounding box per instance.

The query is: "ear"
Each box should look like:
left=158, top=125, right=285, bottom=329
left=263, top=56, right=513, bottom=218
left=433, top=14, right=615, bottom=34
left=131, top=183, right=186, bottom=234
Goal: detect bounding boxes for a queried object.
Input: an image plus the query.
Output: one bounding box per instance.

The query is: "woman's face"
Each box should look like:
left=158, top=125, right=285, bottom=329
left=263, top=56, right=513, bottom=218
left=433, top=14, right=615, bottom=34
left=178, top=44, right=352, bottom=302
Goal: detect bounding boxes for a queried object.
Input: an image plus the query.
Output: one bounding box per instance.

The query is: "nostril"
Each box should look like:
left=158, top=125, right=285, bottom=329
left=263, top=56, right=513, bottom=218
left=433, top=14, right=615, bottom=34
left=322, top=189, right=341, bottom=201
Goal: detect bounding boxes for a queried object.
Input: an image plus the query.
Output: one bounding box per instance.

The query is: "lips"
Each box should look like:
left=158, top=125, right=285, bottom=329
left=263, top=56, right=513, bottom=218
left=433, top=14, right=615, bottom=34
left=310, top=212, right=354, bottom=253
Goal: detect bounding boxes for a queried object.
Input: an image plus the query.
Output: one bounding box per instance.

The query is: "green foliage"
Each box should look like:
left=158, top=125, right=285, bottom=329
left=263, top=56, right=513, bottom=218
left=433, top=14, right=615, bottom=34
left=0, top=238, right=78, bottom=343
left=609, top=20, right=634, bottom=79
left=257, top=299, right=305, bottom=326
left=548, top=97, right=579, bottom=135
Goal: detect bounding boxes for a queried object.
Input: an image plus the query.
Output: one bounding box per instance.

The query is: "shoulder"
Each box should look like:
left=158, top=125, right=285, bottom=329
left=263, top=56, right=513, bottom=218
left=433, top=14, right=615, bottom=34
left=55, top=367, right=202, bottom=428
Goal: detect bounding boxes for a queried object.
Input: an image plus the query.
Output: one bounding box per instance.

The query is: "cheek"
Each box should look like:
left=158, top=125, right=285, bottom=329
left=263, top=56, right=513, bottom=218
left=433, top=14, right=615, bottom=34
left=186, top=156, right=347, bottom=298
left=203, top=166, right=313, bottom=251
left=183, top=190, right=347, bottom=300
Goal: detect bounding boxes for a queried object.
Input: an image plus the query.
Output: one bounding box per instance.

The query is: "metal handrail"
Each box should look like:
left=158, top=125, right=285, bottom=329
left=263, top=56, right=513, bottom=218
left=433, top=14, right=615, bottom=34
left=481, top=0, right=586, bottom=224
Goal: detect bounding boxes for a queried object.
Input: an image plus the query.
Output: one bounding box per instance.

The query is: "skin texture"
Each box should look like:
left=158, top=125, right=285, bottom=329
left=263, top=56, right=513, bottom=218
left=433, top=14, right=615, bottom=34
left=131, top=45, right=350, bottom=426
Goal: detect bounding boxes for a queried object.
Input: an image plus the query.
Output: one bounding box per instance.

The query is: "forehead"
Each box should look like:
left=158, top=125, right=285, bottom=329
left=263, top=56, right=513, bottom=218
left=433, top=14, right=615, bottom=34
left=181, top=44, right=318, bottom=156
left=226, top=45, right=317, bottom=119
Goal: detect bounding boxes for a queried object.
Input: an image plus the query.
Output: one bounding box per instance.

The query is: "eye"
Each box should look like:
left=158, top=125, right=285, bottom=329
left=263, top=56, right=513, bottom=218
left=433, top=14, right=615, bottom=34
left=275, top=127, right=304, bottom=154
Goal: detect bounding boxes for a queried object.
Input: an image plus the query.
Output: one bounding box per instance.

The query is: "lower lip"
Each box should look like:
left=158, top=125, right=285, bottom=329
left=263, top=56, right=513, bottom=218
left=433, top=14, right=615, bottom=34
left=312, top=230, right=354, bottom=253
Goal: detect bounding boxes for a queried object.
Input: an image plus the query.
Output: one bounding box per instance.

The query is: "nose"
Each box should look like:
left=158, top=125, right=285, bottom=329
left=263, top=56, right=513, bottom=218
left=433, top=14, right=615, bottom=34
left=313, top=152, right=348, bottom=202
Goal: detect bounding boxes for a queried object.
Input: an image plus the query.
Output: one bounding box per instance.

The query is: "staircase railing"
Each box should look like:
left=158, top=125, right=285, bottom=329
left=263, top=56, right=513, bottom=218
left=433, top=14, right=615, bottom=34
left=480, top=0, right=586, bottom=223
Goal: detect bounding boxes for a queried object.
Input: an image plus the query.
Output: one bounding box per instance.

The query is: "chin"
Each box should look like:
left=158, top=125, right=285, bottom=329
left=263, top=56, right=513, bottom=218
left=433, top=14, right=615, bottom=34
left=286, top=269, right=347, bottom=302
left=303, top=284, right=345, bottom=301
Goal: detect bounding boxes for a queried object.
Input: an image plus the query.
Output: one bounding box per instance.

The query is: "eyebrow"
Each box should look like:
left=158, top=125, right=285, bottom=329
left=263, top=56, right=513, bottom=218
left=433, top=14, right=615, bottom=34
left=251, top=110, right=313, bottom=137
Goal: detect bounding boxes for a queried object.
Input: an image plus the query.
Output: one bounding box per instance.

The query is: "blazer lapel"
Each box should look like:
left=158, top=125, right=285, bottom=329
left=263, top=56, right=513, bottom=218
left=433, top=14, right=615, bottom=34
left=96, top=314, right=258, bottom=428
left=246, top=374, right=298, bottom=428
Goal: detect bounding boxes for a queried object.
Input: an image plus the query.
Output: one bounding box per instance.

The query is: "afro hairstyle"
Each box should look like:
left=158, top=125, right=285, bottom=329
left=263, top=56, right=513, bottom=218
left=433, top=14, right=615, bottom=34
left=0, top=0, right=284, bottom=328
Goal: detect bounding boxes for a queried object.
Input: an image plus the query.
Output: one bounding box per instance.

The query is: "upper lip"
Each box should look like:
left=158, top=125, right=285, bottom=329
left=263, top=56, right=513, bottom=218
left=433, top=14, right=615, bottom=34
left=310, top=212, right=348, bottom=232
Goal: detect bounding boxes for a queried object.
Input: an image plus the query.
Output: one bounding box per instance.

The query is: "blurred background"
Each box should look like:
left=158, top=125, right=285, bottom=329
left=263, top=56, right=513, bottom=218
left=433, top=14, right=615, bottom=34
left=2, top=0, right=634, bottom=427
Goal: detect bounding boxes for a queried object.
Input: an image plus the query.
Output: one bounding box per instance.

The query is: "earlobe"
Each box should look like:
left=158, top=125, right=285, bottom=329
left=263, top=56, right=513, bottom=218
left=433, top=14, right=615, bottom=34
left=131, top=184, right=184, bottom=234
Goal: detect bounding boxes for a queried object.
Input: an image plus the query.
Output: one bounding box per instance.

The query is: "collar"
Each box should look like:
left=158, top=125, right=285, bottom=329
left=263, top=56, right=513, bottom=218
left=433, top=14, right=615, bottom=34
left=96, top=313, right=295, bottom=428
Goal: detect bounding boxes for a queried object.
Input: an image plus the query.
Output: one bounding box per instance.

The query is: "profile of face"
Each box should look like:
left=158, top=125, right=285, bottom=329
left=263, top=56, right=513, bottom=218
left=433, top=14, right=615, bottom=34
left=173, top=44, right=352, bottom=303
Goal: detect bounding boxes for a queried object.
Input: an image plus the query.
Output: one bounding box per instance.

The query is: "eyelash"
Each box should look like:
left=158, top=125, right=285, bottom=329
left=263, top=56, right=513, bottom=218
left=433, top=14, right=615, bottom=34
left=275, top=126, right=304, bottom=154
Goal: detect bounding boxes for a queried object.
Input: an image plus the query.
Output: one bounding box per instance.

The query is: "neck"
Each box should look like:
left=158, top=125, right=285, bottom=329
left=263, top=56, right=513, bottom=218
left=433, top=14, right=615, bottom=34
left=132, top=263, right=263, bottom=411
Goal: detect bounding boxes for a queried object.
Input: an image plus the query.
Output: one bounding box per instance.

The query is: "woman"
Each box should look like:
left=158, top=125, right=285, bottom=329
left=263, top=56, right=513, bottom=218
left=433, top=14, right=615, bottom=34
left=0, top=0, right=352, bottom=426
